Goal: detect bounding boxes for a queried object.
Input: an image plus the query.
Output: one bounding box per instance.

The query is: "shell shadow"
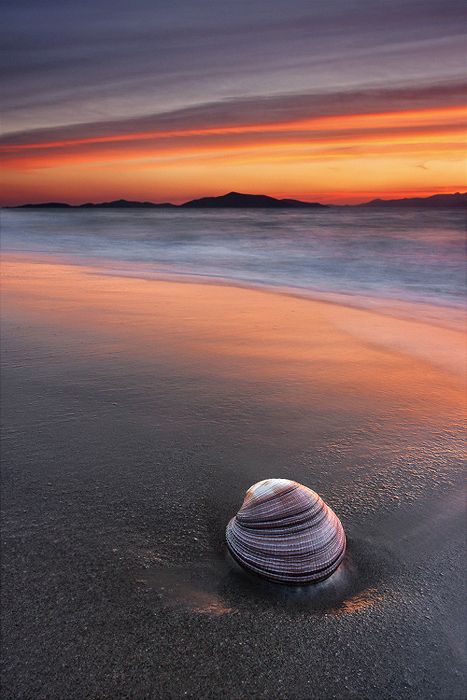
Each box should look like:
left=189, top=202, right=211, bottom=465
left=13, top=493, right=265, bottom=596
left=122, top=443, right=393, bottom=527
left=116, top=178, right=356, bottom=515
left=133, top=534, right=392, bottom=617
left=219, top=534, right=389, bottom=614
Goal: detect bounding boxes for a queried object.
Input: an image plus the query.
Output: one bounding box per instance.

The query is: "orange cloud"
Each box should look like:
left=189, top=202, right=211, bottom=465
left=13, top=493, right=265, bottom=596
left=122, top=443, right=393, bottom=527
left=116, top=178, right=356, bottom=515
left=1, top=103, right=466, bottom=204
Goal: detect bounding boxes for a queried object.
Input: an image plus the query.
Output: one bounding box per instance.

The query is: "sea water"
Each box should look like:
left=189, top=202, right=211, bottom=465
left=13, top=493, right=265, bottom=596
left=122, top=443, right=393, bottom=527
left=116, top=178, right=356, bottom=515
left=2, top=207, right=466, bottom=315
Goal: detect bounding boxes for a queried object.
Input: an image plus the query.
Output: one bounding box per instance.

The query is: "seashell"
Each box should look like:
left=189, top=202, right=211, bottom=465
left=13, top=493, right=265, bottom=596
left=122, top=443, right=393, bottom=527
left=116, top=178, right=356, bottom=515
left=226, top=478, right=346, bottom=585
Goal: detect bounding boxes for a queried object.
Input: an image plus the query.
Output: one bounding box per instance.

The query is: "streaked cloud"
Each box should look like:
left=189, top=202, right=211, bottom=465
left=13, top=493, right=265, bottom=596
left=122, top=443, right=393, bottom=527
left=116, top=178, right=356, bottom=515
left=1, top=0, right=466, bottom=203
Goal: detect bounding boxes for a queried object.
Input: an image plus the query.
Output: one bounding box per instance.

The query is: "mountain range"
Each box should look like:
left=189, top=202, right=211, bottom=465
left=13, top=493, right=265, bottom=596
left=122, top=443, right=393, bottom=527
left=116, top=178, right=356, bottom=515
left=7, top=191, right=467, bottom=209
left=357, top=192, right=467, bottom=208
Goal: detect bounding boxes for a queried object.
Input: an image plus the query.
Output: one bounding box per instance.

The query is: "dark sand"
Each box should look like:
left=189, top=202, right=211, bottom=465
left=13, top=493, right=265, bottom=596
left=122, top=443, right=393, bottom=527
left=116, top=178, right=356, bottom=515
left=1, top=256, right=466, bottom=699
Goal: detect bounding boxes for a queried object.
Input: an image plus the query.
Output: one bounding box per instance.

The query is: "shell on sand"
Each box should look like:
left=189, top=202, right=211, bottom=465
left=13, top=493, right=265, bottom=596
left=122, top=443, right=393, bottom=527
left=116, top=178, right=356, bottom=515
left=226, top=478, right=346, bottom=585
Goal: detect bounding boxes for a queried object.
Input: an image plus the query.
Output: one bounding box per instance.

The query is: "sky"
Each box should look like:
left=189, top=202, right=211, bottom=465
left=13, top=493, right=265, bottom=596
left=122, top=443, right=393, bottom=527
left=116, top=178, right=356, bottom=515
left=1, top=0, right=466, bottom=204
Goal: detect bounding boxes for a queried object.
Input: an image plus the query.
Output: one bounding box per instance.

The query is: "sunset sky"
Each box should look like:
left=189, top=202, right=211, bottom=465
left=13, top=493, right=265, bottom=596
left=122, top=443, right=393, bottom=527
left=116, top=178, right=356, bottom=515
left=1, top=0, right=466, bottom=205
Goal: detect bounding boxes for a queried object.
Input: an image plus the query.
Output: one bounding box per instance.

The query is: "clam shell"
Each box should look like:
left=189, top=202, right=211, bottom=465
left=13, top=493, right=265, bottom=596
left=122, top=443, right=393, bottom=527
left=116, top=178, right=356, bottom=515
left=226, top=478, right=346, bottom=585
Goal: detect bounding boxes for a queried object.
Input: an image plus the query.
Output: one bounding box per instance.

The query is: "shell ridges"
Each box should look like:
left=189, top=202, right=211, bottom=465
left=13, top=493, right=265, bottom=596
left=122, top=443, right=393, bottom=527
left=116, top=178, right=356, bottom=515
left=226, top=478, right=346, bottom=585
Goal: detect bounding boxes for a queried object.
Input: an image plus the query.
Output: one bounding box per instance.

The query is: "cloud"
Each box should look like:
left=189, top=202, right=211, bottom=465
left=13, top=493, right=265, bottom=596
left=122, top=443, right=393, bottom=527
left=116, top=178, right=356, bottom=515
left=1, top=0, right=466, bottom=132
left=2, top=79, right=465, bottom=150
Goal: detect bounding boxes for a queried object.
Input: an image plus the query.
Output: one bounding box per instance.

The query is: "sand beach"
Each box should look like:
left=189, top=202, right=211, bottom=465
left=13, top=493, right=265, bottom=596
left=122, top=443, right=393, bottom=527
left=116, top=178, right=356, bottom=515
left=1, top=253, right=465, bottom=698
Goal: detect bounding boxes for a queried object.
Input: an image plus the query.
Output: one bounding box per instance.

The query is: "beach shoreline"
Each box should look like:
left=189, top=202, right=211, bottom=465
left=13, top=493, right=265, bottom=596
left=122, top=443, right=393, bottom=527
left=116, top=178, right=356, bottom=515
left=1, top=254, right=465, bottom=698
left=3, top=251, right=466, bottom=373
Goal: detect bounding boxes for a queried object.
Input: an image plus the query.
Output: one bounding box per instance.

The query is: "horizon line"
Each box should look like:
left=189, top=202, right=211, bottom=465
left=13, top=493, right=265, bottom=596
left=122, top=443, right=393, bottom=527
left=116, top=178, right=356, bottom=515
left=3, top=189, right=467, bottom=209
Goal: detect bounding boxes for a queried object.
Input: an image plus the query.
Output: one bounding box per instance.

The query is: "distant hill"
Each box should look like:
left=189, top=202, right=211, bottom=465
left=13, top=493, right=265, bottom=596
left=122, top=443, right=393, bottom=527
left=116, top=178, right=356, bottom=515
left=7, top=191, right=467, bottom=209
left=14, top=202, right=73, bottom=208
left=79, top=199, right=175, bottom=208
left=359, top=192, right=467, bottom=208
left=12, top=199, right=175, bottom=209
left=181, top=191, right=326, bottom=208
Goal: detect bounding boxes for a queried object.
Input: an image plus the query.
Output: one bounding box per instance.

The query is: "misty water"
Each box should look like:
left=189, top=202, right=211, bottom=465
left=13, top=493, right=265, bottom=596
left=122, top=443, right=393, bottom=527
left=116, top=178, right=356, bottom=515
left=2, top=207, right=466, bottom=312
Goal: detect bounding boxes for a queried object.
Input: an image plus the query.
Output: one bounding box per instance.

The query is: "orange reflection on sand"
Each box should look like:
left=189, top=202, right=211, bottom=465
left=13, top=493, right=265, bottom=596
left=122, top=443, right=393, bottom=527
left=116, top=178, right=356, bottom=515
left=190, top=592, right=235, bottom=617
left=333, top=587, right=385, bottom=615
left=2, top=255, right=465, bottom=423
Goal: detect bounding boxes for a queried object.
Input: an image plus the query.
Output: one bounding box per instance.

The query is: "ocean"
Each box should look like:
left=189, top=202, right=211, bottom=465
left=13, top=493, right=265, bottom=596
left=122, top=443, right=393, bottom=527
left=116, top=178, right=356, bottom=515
left=2, top=207, right=466, bottom=319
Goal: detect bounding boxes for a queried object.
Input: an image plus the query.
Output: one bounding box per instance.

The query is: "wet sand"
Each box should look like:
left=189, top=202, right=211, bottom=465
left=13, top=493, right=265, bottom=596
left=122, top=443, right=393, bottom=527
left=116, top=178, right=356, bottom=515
left=1, top=254, right=466, bottom=699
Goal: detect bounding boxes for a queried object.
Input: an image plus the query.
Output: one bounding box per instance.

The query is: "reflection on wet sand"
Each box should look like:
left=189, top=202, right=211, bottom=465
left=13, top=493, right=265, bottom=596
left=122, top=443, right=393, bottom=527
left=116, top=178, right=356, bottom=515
left=2, top=255, right=464, bottom=421
left=334, top=587, right=384, bottom=615
left=2, top=253, right=465, bottom=698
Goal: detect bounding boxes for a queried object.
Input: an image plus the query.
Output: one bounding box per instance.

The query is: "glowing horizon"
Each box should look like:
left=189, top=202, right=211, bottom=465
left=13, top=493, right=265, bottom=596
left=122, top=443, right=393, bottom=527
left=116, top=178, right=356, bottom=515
left=2, top=100, right=466, bottom=205
left=1, top=1, right=466, bottom=205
